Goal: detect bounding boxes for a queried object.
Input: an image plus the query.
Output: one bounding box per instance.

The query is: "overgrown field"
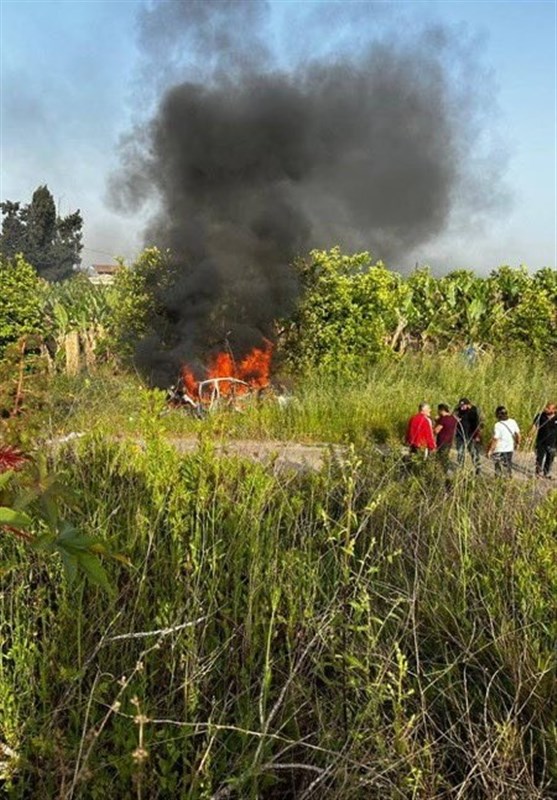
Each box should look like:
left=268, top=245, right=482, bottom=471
left=1, top=435, right=556, bottom=798
left=11, top=352, right=557, bottom=448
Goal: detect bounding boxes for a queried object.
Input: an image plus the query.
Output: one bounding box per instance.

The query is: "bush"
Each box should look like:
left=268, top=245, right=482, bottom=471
left=0, top=254, right=45, bottom=355
left=285, top=247, right=407, bottom=371
left=107, top=248, right=177, bottom=363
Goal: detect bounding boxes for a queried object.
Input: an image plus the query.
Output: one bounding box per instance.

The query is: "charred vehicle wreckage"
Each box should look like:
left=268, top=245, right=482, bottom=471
left=162, top=340, right=291, bottom=417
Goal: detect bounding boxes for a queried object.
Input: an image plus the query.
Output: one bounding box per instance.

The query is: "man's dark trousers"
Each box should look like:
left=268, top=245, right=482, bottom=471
left=536, top=444, right=556, bottom=477
left=456, top=438, right=481, bottom=474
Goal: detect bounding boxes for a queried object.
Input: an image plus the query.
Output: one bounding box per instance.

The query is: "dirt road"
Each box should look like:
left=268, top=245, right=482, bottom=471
left=160, top=437, right=553, bottom=487
left=53, top=432, right=554, bottom=488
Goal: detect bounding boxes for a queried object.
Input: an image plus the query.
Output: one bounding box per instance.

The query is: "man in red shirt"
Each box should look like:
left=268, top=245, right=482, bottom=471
left=406, top=403, right=437, bottom=456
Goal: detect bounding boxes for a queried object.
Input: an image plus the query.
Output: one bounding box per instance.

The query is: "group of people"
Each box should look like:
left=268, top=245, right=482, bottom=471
left=406, top=398, right=557, bottom=479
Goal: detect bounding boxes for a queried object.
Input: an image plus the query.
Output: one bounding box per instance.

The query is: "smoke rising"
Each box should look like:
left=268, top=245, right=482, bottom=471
left=112, top=0, right=501, bottom=385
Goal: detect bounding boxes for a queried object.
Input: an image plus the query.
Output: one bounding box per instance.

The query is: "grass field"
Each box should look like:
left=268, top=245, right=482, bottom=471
left=21, top=351, right=557, bottom=448
left=1, top=354, right=556, bottom=798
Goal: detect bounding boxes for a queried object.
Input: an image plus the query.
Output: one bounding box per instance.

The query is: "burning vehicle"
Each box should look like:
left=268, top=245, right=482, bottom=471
left=165, top=340, right=274, bottom=415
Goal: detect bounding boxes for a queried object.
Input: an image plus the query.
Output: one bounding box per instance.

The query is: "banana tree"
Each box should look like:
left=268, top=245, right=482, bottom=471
left=45, top=275, right=114, bottom=374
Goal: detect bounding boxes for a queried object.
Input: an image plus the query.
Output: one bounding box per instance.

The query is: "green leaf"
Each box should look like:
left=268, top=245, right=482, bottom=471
left=74, top=551, right=114, bottom=595
left=0, top=506, right=34, bottom=531
left=59, top=549, right=78, bottom=584
left=55, top=522, right=103, bottom=552
left=0, top=471, right=15, bottom=491
left=56, top=521, right=83, bottom=544
left=33, top=531, right=57, bottom=551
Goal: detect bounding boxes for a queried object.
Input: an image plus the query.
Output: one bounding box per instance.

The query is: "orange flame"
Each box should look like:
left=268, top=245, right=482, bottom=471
left=181, top=340, right=273, bottom=402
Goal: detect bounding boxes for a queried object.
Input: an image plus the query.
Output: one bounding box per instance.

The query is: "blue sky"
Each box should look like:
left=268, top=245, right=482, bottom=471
left=0, top=0, right=555, bottom=273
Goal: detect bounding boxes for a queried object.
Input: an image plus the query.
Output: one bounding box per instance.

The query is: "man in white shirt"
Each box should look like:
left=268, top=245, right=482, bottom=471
left=486, top=406, right=521, bottom=477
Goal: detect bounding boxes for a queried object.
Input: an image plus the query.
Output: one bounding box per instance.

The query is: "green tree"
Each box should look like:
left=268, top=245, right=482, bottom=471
left=48, top=210, right=83, bottom=281
left=403, top=267, right=442, bottom=348
left=107, top=247, right=176, bottom=362
left=0, top=201, right=26, bottom=256
left=285, top=252, right=557, bottom=367
left=285, top=247, right=407, bottom=371
left=488, top=265, right=532, bottom=310
left=501, top=287, right=557, bottom=353
left=0, top=185, right=83, bottom=282
left=0, top=254, right=45, bottom=354
left=25, top=185, right=57, bottom=269
left=533, top=267, right=557, bottom=303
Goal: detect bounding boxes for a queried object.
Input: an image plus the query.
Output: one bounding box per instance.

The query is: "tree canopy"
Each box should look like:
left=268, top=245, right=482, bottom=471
left=0, top=185, right=83, bottom=282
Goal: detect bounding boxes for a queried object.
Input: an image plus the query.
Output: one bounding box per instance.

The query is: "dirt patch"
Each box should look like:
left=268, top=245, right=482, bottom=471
left=166, top=437, right=345, bottom=472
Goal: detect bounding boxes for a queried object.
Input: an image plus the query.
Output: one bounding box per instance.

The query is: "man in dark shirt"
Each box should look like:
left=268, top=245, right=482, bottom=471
left=530, top=402, right=557, bottom=479
left=455, top=397, right=482, bottom=475
left=434, top=403, right=457, bottom=472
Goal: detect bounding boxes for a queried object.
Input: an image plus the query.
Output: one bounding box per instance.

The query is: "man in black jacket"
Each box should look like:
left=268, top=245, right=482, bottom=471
left=455, top=397, right=482, bottom=475
left=530, top=402, right=557, bottom=479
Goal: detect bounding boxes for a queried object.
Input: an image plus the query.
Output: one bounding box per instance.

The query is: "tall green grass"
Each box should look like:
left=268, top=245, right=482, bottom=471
left=1, top=437, right=556, bottom=798
left=33, top=352, right=557, bottom=446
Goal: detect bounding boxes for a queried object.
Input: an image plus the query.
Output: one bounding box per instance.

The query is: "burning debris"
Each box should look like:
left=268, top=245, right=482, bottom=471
left=165, top=340, right=273, bottom=414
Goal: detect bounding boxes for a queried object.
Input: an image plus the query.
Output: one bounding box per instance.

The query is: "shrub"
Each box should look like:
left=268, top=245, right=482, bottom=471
left=0, top=254, right=45, bottom=355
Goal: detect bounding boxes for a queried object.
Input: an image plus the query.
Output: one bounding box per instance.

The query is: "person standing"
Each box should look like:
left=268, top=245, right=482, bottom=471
left=529, top=402, right=557, bottom=479
left=434, top=403, right=457, bottom=471
left=455, top=397, right=482, bottom=474
left=486, top=406, right=521, bottom=477
left=406, top=403, right=436, bottom=456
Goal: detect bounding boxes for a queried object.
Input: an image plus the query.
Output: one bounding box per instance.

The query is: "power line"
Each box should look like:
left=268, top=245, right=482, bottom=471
left=82, top=246, right=135, bottom=261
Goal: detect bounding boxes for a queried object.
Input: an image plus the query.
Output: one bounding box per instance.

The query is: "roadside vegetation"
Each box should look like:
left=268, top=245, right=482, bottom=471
left=4, top=352, right=555, bottom=449
left=1, top=439, right=556, bottom=797
left=1, top=248, right=557, bottom=382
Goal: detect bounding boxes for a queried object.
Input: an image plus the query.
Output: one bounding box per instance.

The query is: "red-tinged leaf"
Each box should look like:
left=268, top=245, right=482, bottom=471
left=0, top=446, right=28, bottom=473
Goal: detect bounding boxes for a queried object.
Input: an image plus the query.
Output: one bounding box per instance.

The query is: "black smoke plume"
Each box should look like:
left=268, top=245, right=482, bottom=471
left=112, top=0, right=500, bottom=386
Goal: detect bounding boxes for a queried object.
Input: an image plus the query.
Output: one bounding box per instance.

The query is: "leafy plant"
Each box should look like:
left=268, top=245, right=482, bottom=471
left=0, top=450, right=114, bottom=593
left=1, top=439, right=555, bottom=797
left=44, top=273, right=116, bottom=372
left=107, top=247, right=177, bottom=363
left=0, top=254, right=45, bottom=355
left=285, top=247, right=407, bottom=371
